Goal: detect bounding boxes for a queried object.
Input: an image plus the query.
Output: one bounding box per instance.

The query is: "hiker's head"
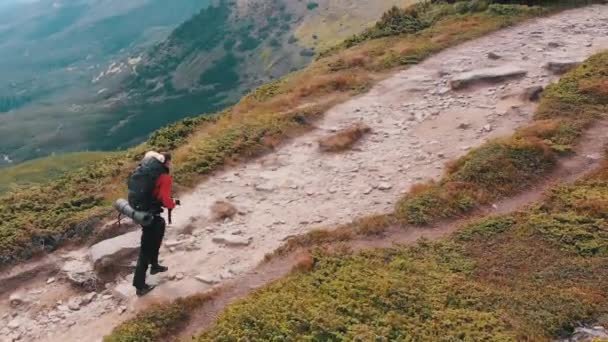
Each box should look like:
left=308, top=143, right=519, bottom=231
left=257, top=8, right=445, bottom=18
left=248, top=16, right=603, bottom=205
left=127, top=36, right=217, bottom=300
left=144, top=151, right=172, bottom=168
left=161, top=152, right=172, bottom=168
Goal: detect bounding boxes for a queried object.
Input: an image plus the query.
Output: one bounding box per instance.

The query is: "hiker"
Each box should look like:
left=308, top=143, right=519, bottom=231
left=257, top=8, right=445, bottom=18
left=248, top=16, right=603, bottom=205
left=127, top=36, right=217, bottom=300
left=128, top=151, right=179, bottom=296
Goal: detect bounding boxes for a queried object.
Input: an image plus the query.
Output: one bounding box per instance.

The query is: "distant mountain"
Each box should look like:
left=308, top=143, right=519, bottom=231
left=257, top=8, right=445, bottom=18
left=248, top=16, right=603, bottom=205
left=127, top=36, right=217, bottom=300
left=0, top=0, right=208, bottom=164
left=0, top=0, right=411, bottom=165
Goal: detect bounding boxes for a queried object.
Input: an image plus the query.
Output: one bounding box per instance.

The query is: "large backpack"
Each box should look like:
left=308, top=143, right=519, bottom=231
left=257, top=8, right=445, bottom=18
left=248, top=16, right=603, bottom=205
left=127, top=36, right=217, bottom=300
left=127, top=157, right=167, bottom=213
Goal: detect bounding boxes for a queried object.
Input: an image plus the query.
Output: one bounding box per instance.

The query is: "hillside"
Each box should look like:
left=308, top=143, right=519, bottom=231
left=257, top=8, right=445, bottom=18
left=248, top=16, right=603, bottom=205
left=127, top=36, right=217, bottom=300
left=0, top=0, right=208, bottom=165
left=1, top=1, right=607, bottom=341
left=0, top=0, right=414, bottom=165
left=85, top=0, right=417, bottom=152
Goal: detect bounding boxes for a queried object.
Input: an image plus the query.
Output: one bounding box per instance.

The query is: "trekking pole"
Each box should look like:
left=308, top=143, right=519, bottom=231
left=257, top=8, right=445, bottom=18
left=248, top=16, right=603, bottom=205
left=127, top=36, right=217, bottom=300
left=168, top=208, right=173, bottom=225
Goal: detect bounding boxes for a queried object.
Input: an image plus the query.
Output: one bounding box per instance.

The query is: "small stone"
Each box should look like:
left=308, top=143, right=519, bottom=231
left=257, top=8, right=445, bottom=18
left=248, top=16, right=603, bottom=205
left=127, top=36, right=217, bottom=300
left=254, top=182, right=275, bottom=192
left=363, top=187, right=373, bottom=195
left=7, top=319, right=20, bottom=330
left=328, top=187, right=338, bottom=194
left=46, top=277, right=56, bottom=285
left=165, top=240, right=184, bottom=248
left=195, top=274, right=221, bottom=285
left=82, top=292, right=97, bottom=305
left=482, top=124, right=493, bottom=132
left=547, top=41, right=561, bottom=48
left=212, top=235, right=252, bottom=247
left=544, top=59, right=583, bottom=75
left=457, top=123, right=471, bottom=130
left=119, top=306, right=127, bottom=314
left=102, top=294, right=113, bottom=300
left=68, top=297, right=82, bottom=311
left=9, top=294, right=24, bottom=307
left=487, top=52, right=501, bottom=60
left=176, top=273, right=185, bottom=280
left=378, top=183, right=393, bottom=191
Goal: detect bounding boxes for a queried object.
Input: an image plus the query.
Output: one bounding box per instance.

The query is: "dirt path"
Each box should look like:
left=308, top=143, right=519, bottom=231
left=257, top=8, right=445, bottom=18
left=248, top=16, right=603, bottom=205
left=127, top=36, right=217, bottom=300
left=1, top=5, right=607, bottom=342
left=175, top=118, right=608, bottom=340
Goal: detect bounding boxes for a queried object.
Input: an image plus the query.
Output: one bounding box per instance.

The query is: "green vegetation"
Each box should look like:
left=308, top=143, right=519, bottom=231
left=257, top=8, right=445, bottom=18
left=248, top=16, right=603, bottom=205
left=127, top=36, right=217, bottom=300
left=104, top=293, right=216, bottom=342
left=396, top=51, right=608, bottom=225
left=0, top=1, right=592, bottom=268
left=196, top=165, right=608, bottom=339
left=0, top=152, right=114, bottom=194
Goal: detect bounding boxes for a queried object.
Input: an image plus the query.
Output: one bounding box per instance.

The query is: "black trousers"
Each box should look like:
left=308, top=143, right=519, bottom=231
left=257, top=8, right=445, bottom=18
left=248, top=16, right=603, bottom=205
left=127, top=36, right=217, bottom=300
left=133, top=215, right=166, bottom=289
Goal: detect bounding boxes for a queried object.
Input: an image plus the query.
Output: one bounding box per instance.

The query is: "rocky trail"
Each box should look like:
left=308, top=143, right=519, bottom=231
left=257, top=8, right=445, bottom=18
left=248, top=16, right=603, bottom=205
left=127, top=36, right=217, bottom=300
left=175, top=116, right=608, bottom=341
left=1, top=5, right=608, bottom=342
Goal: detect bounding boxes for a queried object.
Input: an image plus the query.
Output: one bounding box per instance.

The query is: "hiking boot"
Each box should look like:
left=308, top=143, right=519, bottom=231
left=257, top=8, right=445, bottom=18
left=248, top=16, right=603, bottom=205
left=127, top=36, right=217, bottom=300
left=136, top=284, right=156, bottom=297
left=150, top=265, right=169, bottom=275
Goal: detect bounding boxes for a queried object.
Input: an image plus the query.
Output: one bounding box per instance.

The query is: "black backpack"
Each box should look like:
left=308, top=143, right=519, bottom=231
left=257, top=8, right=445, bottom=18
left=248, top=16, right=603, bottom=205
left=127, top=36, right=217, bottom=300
left=127, top=157, right=168, bottom=213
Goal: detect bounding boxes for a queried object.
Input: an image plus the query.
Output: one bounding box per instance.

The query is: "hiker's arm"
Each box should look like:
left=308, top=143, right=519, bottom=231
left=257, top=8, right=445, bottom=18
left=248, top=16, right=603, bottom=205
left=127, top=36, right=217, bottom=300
left=156, top=174, right=176, bottom=209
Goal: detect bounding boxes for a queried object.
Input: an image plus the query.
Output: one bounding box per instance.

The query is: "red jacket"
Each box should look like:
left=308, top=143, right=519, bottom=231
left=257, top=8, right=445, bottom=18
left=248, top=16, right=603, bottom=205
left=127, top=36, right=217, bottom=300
left=153, top=174, right=176, bottom=209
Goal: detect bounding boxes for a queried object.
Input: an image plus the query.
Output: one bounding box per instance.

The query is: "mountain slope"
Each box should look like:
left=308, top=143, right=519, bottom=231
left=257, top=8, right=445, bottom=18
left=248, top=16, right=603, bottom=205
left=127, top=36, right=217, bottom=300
left=0, top=0, right=208, bottom=164
left=0, top=0, right=414, bottom=165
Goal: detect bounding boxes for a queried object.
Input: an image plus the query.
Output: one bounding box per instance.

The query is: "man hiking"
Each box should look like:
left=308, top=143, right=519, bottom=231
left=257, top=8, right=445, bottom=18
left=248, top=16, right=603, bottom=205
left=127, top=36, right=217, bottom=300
left=127, top=151, right=179, bottom=296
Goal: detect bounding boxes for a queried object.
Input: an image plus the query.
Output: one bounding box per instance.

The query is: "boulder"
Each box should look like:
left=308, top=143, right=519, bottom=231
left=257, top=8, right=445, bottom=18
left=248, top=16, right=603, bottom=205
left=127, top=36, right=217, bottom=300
left=212, top=235, right=252, bottom=247
left=89, top=231, right=140, bottom=271
left=450, top=66, right=527, bottom=90
left=544, top=59, right=583, bottom=75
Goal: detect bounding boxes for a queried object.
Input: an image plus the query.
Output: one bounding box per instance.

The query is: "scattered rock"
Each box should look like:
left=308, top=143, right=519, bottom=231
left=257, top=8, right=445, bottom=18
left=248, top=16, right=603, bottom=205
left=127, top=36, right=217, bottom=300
left=521, top=85, right=544, bottom=101
left=210, top=200, right=238, bottom=221
left=9, top=293, right=24, bottom=307
left=119, top=306, right=127, bottom=314
left=318, top=123, right=371, bottom=152
left=482, top=124, right=493, bottom=132
left=254, top=182, right=276, bottom=193
left=212, top=235, right=252, bottom=247
left=7, top=319, right=20, bottom=330
left=561, top=325, right=608, bottom=341
left=544, top=59, right=583, bottom=75
left=487, top=52, right=501, bottom=60
left=165, top=240, right=185, bottom=248
left=450, top=66, right=527, bottom=90
left=61, top=259, right=98, bottom=291
left=176, top=273, right=185, bottom=280
left=195, top=274, right=221, bottom=285
left=363, top=187, right=373, bottom=195
left=457, top=122, right=471, bottom=130
left=82, top=292, right=97, bottom=305
left=89, top=231, right=140, bottom=271
left=68, top=297, right=82, bottom=311
left=547, top=41, right=562, bottom=48
left=46, top=277, right=56, bottom=285
left=113, top=283, right=135, bottom=300
left=378, top=183, right=393, bottom=191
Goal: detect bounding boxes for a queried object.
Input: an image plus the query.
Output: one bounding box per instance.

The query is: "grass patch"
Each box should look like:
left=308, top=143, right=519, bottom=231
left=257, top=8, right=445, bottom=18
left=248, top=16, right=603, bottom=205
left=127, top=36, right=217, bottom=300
left=0, top=1, right=593, bottom=267
left=0, top=152, right=115, bottom=194
left=396, top=50, right=608, bottom=225
left=192, top=159, right=608, bottom=340
left=103, top=292, right=217, bottom=342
